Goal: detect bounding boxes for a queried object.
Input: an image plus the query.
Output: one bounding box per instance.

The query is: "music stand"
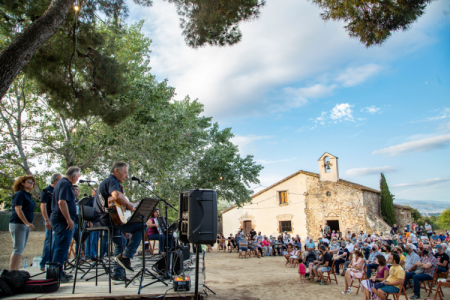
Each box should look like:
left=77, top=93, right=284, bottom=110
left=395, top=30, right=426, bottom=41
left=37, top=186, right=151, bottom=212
left=125, top=198, right=168, bottom=294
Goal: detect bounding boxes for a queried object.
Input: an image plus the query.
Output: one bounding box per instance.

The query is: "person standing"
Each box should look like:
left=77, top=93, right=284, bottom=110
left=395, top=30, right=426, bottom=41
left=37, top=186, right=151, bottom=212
left=71, top=185, right=81, bottom=259
left=425, top=222, right=432, bottom=239
left=323, top=221, right=330, bottom=236
left=9, top=176, right=37, bottom=270
left=390, top=224, right=398, bottom=237
left=50, top=167, right=81, bottom=283
left=39, top=173, right=62, bottom=271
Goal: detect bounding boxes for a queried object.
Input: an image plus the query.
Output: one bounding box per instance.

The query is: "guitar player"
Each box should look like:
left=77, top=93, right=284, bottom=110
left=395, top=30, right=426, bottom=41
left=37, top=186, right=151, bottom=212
left=146, top=208, right=173, bottom=254
left=93, top=162, right=142, bottom=283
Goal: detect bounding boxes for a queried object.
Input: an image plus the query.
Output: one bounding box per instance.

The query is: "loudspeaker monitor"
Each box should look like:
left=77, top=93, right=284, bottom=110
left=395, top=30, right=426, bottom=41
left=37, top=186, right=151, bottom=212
left=178, top=189, right=217, bottom=244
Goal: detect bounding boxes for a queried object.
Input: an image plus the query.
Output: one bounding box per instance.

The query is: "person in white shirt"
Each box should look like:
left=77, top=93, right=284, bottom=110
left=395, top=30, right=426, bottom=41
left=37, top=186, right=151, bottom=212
left=409, top=232, right=418, bottom=246
left=346, top=242, right=355, bottom=254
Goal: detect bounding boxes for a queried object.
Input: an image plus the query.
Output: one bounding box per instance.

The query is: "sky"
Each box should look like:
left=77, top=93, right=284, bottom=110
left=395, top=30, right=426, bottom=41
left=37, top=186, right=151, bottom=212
left=125, top=0, right=450, bottom=203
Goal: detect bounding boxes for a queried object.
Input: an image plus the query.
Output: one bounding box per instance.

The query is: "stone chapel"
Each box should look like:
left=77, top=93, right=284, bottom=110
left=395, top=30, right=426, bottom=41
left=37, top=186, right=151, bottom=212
left=221, top=152, right=412, bottom=238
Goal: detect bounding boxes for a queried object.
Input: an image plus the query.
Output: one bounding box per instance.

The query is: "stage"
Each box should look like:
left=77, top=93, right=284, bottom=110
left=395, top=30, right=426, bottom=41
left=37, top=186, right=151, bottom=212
left=4, top=252, right=204, bottom=300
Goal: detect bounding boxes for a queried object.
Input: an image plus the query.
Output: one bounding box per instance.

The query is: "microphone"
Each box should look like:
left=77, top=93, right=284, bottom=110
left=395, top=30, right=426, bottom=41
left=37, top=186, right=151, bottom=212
left=131, top=176, right=141, bottom=183
left=79, top=179, right=96, bottom=183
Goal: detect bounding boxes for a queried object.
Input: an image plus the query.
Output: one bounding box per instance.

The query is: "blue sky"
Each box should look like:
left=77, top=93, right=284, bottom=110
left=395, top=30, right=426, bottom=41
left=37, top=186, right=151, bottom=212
left=125, top=0, right=450, bottom=202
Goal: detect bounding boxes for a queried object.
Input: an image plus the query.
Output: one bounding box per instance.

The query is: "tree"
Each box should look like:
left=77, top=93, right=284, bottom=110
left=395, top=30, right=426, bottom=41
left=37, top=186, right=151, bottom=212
left=438, top=207, right=450, bottom=228
left=410, top=207, right=422, bottom=223
left=0, top=0, right=265, bottom=104
left=380, top=173, right=395, bottom=225
left=311, top=0, right=433, bottom=47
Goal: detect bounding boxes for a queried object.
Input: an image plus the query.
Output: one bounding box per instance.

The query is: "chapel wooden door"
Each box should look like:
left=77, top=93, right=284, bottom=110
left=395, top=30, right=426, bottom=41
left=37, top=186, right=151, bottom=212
left=243, top=220, right=252, bottom=235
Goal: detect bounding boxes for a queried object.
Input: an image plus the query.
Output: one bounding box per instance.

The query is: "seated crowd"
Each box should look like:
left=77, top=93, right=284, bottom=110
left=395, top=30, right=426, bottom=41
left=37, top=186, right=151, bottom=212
left=219, top=223, right=450, bottom=299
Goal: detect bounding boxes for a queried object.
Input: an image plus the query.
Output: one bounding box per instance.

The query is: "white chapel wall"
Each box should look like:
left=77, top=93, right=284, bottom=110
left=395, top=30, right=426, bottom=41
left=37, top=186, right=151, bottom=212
left=222, top=173, right=308, bottom=238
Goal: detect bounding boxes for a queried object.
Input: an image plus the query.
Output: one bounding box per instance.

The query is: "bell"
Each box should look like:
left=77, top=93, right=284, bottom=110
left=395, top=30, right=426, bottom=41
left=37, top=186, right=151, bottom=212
left=326, top=164, right=331, bottom=170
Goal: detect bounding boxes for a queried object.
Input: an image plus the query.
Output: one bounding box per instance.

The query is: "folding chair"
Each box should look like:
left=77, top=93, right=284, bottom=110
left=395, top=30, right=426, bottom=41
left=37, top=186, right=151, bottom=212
left=324, top=260, right=338, bottom=285
left=144, top=234, right=158, bottom=255
left=351, top=265, right=368, bottom=294
left=420, top=267, right=439, bottom=297
left=431, top=280, right=450, bottom=300
left=386, top=278, right=409, bottom=300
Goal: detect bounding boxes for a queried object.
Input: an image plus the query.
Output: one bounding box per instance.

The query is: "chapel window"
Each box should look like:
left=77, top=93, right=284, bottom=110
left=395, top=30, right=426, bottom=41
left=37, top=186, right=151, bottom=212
left=278, top=191, right=288, bottom=204
left=279, top=221, right=292, bottom=232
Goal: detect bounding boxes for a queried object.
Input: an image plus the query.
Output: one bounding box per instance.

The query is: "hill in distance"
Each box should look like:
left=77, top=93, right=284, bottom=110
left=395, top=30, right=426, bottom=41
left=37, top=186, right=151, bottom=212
left=394, top=199, right=450, bottom=215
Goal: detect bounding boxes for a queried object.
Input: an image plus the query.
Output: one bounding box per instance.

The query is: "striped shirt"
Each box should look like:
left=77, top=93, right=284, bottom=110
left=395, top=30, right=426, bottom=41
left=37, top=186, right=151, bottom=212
left=421, top=254, right=438, bottom=277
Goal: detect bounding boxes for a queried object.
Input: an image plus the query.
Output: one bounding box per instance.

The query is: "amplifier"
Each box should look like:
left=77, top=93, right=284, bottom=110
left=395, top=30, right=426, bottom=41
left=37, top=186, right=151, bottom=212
left=173, top=275, right=191, bottom=291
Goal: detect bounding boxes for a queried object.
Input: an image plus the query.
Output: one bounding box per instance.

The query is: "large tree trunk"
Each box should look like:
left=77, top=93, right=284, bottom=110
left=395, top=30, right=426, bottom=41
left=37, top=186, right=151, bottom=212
left=0, top=0, right=75, bottom=102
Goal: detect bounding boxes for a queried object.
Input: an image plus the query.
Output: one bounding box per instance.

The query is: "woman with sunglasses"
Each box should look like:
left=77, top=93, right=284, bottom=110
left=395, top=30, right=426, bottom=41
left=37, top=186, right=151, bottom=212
left=9, top=175, right=37, bottom=270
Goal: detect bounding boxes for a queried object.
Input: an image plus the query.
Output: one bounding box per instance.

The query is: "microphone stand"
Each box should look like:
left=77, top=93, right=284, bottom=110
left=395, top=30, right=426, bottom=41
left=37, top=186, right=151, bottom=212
left=137, top=180, right=178, bottom=279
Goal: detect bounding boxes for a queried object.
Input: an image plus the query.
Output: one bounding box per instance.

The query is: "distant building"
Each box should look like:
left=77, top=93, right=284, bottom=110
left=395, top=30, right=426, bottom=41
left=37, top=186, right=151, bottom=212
left=222, top=152, right=412, bottom=238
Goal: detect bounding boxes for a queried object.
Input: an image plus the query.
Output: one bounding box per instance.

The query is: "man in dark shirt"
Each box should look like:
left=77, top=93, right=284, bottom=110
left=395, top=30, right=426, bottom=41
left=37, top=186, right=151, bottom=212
left=249, top=229, right=256, bottom=239
left=390, top=224, right=398, bottom=237
left=434, top=245, right=449, bottom=274
left=50, top=167, right=81, bottom=283
left=39, top=173, right=62, bottom=270
left=315, top=245, right=333, bottom=285
left=93, top=162, right=141, bottom=282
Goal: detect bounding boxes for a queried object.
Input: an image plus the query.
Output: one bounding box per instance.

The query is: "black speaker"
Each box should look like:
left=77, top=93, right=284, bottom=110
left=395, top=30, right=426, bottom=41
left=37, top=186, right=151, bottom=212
left=178, top=189, right=217, bottom=244
left=153, top=251, right=184, bottom=275
left=179, top=244, right=190, bottom=261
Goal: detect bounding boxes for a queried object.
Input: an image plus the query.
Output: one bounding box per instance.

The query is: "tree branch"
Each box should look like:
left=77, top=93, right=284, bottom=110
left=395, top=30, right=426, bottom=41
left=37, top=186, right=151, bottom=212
left=0, top=0, right=75, bottom=101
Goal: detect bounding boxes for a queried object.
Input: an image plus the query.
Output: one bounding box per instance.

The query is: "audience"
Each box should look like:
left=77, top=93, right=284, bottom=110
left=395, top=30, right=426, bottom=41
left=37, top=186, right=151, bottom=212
left=360, top=255, right=388, bottom=300
left=372, top=253, right=405, bottom=300
left=342, top=249, right=365, bottom=294
left=403, top=246, right=438, bottom=299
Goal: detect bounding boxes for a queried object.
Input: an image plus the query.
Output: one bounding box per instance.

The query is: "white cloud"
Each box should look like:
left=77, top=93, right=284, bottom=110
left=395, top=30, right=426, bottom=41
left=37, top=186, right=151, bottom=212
left=314, top=111, right=327, bottom=125
left=345, top=165, right=396, bottom=176
left=125, top=0, right=448, bottom=120
left=256, top=157, right=297, bottom=164
left=282, top=84, right=336, bottom=108
left=330, top=103, right=354, bottom=122
left=336, top=64, right=383, bottom=87
left=372, top=133, right=450, bottom=156
left=412, top=108, right=450, bottom=123
left=392, top=178, right=450, bottom=188
left=230, top=135, right=271, bottom=156
left=361, top=106, right=381, bottom=114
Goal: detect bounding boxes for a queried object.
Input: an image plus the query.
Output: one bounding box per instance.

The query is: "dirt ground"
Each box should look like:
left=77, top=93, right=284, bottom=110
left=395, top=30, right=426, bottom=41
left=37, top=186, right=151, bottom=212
left=204, top=250, right=449, bottom=300
left=0, top=231, right=45, bottom=269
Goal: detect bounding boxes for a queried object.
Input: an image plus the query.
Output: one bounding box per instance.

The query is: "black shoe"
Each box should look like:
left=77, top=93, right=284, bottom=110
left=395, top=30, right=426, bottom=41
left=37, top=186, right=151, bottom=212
left=410, top=295, right=420, bottom=299
left=114, top=254, right=134, bottom=273
left=111, top=275, right=131, bottom=285
left=60, top=276, right=71, bottom=283
left=62, top=273, right=73, bottom=279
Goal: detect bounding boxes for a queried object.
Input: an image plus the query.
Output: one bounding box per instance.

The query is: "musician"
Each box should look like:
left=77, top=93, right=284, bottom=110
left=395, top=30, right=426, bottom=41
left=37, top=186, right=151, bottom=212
left=93, top=162, right=141, bottom=282
left=50, top=167, right=81, bottom=283
left=71, top=185, right=81, bottom=258
left=85, top=187, right=100, bottom=261
left=39, top=173, right=62, bottom=271
left=146, top=208, right=173, bottom=254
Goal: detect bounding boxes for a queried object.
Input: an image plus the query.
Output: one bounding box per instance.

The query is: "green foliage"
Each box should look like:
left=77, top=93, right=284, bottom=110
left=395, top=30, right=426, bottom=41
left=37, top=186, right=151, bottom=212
left=410, top=207, right=422, bottom=222
left=169, top=0, right=265, bottom=47
left=438, top=207, right=450, bottom=228
left=380, top=173, right=395, bottom=226
left=311, top=0, right=433, bottom=47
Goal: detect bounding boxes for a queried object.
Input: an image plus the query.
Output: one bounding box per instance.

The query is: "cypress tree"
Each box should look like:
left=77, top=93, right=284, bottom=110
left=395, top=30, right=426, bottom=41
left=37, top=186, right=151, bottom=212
left=380, top=173, right=396, bottom=226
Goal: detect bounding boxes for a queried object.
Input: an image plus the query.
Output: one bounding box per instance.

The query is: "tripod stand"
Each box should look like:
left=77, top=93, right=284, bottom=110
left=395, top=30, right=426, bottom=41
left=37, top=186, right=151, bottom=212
left=125, top=198, right=167, bottom=294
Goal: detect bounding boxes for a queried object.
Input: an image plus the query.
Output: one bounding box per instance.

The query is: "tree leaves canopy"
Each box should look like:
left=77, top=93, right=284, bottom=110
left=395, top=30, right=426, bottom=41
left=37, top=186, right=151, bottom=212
left=311, top=0, right=434, bottom=47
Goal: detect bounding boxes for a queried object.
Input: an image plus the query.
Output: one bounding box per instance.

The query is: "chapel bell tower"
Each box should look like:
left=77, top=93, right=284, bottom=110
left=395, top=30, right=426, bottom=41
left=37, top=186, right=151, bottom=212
left=318, top=152, right=339, bottom=182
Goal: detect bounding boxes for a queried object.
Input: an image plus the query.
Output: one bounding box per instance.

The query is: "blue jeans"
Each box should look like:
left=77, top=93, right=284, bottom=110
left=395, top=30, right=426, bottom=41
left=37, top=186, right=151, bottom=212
left=366, top=263, right=379, bottom=278
left=73, top=223, right=81, bottom=257
left=437, top=266, right=447, bottom=274
left=108, top=222, right=145, bottom=277
left=379, top=285, right=399, bottom=294
left=85, top=231, right=98, bottom=259
left=101, top=232, right=108, bottom=257
left=148, top=233, right=173, bottom=253
left=403, top=271, right=433, bottom=297
left=40, top=226, right=54, bottom=269
left=52, top=222, right=74, bottom=276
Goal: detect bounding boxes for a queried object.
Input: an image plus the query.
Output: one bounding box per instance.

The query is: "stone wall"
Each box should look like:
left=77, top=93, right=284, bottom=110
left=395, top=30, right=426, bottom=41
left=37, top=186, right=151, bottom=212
left=305, top=176, right=367, bottom=239
left=363, top=191, right=381, bottom=217
left=394, top=204, right=412, bottom=230
left=365, top=207, right=391, bottom=235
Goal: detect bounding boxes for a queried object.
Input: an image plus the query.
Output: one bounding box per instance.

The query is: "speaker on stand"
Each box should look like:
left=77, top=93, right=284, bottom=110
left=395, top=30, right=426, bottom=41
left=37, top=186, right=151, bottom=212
left=178, top=189, right=217, bottom=300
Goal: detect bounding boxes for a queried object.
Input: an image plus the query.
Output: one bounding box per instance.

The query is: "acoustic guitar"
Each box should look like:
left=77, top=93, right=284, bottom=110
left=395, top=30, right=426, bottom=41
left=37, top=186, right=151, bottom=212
left=107, top=186, right=132, bottom=225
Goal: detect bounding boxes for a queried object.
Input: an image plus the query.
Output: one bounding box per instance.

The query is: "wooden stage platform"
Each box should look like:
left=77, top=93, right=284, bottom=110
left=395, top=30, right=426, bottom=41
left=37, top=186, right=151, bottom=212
left=4, top=253, right=204, bottom=300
